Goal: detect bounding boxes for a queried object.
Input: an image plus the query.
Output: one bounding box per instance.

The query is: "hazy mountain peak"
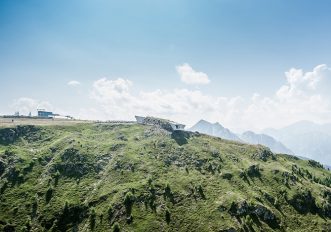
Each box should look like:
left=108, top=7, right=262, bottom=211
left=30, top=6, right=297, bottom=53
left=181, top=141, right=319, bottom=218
left=263, top=120, right=331, bottom=165
left=190, top=120, right=293, bottom=155
left=189, top=119, right=241, bottom=142
left=240, top=130, right=293, bottom=154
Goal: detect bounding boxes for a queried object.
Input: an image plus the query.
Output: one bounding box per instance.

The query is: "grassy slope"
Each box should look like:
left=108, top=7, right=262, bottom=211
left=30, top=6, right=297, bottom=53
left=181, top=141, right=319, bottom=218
left=0, top=123, right=331, bottom=231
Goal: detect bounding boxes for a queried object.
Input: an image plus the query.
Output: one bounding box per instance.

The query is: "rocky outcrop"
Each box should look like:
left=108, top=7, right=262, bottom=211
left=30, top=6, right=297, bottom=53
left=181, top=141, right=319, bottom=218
left=253, top=205, right=278, bottom=226
left=0, top=125, right=40, bottom=144
left=142, top=117, right=174, bottom=132
left=229, top=201, right=250, bottom=216
left=54, top=148, right=94, bottom=178
left=252, top=147, right=275, bottom=161
left=289, top=190, right=317, bottom=214
left=0, top=128, right=16, bottom=144
left=228, top=201, right=279, bottom=228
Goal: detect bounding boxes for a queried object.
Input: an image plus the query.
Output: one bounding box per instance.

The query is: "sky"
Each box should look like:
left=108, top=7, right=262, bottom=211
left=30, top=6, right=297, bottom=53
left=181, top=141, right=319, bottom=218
left=1, top=0, right=331, bottom=131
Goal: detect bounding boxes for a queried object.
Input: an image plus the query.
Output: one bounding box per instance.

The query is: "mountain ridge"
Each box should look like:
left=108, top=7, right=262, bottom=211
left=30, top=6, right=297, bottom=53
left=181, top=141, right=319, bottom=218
left=189, top=120, right=292, bottom=155
left=263, top=120, right=331, bottom=165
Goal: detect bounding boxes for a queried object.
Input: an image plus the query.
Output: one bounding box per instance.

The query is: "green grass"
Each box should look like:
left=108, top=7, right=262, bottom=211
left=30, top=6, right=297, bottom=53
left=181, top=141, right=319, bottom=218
left=0, top=122, right=331, bottom=231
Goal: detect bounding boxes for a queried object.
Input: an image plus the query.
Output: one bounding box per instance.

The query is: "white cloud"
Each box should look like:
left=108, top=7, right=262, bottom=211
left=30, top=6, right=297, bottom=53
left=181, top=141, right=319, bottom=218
left=11, top=98, right=53, bottom=116
left=176, top=63, right=210, bottom=85
left=67, top=80, right=81, bottom=87
left=88, top=64, right=331, bottom=131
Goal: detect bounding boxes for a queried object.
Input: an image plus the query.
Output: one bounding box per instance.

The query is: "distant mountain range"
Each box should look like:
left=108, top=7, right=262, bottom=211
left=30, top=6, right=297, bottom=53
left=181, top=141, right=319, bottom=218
left=189, top=120, right=241, bottom=142
left=239, top=131, right=293, bottom=154
left=189, top=120, right=292, bottom=154
left=263, top=121, right=331, bottom=165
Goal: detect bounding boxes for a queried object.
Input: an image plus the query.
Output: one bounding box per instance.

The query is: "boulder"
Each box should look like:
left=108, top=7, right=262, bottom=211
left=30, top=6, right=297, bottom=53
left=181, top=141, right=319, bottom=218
left=228, top=201, right=250, bottom=216
left=253, top=147, right=275, bottom=161
left=253, top=205, right=278, bottom=225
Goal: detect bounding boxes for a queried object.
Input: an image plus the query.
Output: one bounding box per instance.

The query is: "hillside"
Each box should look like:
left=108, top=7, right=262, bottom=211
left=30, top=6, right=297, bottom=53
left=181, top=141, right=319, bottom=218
left=1, top=122, right=331, bottom=231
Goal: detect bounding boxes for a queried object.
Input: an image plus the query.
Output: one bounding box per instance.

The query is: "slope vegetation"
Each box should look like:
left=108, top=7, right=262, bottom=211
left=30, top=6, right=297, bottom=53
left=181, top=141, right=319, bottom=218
left=0, top=123, right=331, bottom=231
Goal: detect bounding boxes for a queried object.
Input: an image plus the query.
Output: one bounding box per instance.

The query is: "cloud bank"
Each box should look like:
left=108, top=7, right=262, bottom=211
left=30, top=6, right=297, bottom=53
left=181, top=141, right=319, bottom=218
left=87, top=64, right=331, bottom=131
left=11, top=64, right=331, bottom=131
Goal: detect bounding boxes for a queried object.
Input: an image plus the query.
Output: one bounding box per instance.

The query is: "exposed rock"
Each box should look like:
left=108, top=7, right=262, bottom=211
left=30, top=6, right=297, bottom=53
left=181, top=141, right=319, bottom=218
left=252, top=147, right=275, bottom=161
left=289, top=190, right=317, bottom=214
left=228, top=200, right=279, bottom=228
left=54, top=148, right=93, bottom=178
left=143, top=117, right=174, bottom=132
left=0, top=125, right=40, bottom=144
left=228, top=201, right=250, bottom=216
left=282, top=171, right=298, bottom=185
left=253, top=205, right=278, bottom=226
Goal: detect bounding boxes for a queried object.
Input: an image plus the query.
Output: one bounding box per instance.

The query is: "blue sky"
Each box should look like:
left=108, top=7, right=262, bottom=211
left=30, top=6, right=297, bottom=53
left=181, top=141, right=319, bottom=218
left=1, top=0, right=331, bottom=130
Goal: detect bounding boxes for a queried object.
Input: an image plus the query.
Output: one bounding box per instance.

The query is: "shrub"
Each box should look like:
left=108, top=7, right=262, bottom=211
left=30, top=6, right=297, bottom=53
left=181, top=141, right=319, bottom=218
left=308, top=160, right=323, bottom=169
left=63, top=201, right=69, bottom=215
left=246, top=164, right=261, bottom=177
left=197, top=185, right=206, bottom=199
left=107, top=205, right=113, bottom=222
left=112, top=222, right=120, bottom=232
left=165, top=208, right=171, bottom=224
left=89, top=208, right=96, bottom=230
left=165, top=183, right=171, bottom=196
left=45, top=186, right=53, bottom=203
left=54, top=170, right=60, bottom=186
left=23, top=219, right=31, bottom=232
left=124, top=192, right=134, bottom=215
left=32, top=197, right=38, bottom=216
left=126, top=214, right=133, bottom=224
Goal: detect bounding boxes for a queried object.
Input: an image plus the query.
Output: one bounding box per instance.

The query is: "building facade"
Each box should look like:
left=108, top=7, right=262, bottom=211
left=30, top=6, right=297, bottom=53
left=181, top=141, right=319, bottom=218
left=38, top=110, right=54, bottom=118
